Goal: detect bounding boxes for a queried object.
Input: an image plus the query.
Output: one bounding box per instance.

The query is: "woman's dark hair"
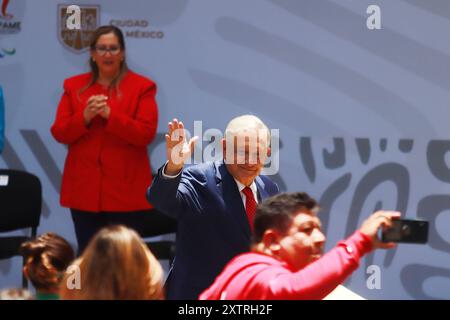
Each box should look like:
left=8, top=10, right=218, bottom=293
left=253, top=192, right=319, bottom=243
left=80, top=25, right=128, bottom=95
left=20, top=233, right=75, bottom=291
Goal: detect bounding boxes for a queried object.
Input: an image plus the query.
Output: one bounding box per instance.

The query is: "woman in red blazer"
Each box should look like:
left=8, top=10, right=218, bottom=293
left=51, top=25, right=174, bottom=253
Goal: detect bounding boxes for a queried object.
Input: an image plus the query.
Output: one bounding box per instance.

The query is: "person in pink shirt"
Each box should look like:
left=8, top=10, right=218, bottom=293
left=199, top=192, right=399, bottom=300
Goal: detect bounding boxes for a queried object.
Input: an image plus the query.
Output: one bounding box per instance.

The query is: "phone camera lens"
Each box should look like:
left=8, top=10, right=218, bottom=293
left=401, top=224, right=411, bottom=237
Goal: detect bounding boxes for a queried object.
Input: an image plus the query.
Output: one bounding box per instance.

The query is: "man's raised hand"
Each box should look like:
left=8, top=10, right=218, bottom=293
left=164, top=119, right=198, bottom=175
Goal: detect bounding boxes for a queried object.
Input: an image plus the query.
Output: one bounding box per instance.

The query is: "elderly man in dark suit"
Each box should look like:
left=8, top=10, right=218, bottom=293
left=147, top=115, right=279, bottom=299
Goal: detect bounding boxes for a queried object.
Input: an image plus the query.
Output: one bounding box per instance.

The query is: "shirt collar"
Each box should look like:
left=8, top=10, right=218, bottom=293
left=234, top=179, right=257, bottom=195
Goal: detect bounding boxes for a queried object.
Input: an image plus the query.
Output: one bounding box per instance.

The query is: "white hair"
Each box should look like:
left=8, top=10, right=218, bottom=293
left=225, top=115, right=270, bottom=146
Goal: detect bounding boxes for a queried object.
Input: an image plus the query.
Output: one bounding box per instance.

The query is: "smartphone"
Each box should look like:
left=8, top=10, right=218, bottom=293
left=380, top=219, right=429, bottom=244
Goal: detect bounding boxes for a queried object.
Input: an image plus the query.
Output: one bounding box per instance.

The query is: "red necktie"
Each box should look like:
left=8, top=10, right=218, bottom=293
left=242, top=186, right=257, bottom=231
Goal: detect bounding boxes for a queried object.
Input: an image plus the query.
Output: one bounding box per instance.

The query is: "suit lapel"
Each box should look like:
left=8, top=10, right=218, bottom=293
left=215, top=161, right=251, bottom=241
left=255, top=176, right=269, bottom=202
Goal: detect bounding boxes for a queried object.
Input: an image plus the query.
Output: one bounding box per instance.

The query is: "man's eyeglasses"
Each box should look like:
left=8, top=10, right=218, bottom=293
left=94, top=45, right=121, bottom=56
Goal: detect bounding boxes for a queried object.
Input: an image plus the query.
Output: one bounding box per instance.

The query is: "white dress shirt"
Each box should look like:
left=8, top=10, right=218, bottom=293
left=234, top=179, right=258, bottom=207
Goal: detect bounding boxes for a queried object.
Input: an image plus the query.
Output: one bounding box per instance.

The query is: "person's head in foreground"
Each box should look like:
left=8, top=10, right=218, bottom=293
left=60, top=225, right=163, bottom=300
left=252, top=192, right=325, bottom=271
left=20, top=232, right=75, bottom=300
left=0, top=288, right=33, bottom=300
left=199, top=192, right=400, bottom=300
left=222, top=115, right=271, bottom=186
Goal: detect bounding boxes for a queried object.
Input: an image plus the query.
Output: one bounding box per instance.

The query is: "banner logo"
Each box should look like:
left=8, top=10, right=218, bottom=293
left=57, top=4, right=100, bottom=53
left=1, top=0, right=12, bottom=18
left=0, top=0, right=20, bottom=34
left=0, top=48, right=15, bottom=58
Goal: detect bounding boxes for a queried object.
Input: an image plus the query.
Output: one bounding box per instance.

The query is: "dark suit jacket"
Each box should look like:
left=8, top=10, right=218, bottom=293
left=147, top=160, right=279, bottom=299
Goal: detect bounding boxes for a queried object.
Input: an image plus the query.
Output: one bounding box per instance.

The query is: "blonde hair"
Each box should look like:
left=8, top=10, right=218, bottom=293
left=60, top=225, right=163, bottom=300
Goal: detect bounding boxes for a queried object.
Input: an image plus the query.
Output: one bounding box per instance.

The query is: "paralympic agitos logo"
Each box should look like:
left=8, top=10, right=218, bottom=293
left=0, top=0, right=18, bottom=58
left=0, top=47, right=15, bottom=58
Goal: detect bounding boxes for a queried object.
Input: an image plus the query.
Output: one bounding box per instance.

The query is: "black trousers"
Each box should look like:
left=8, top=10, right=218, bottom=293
left=70, top=208, right=177, bottom=255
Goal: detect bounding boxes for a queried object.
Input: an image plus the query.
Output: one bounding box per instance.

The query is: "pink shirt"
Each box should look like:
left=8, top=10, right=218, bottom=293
left=199, top=231, right=372, bottom=300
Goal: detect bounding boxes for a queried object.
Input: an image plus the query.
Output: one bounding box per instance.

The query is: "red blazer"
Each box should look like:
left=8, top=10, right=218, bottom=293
left=51, top=71, right=158, bottom=212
